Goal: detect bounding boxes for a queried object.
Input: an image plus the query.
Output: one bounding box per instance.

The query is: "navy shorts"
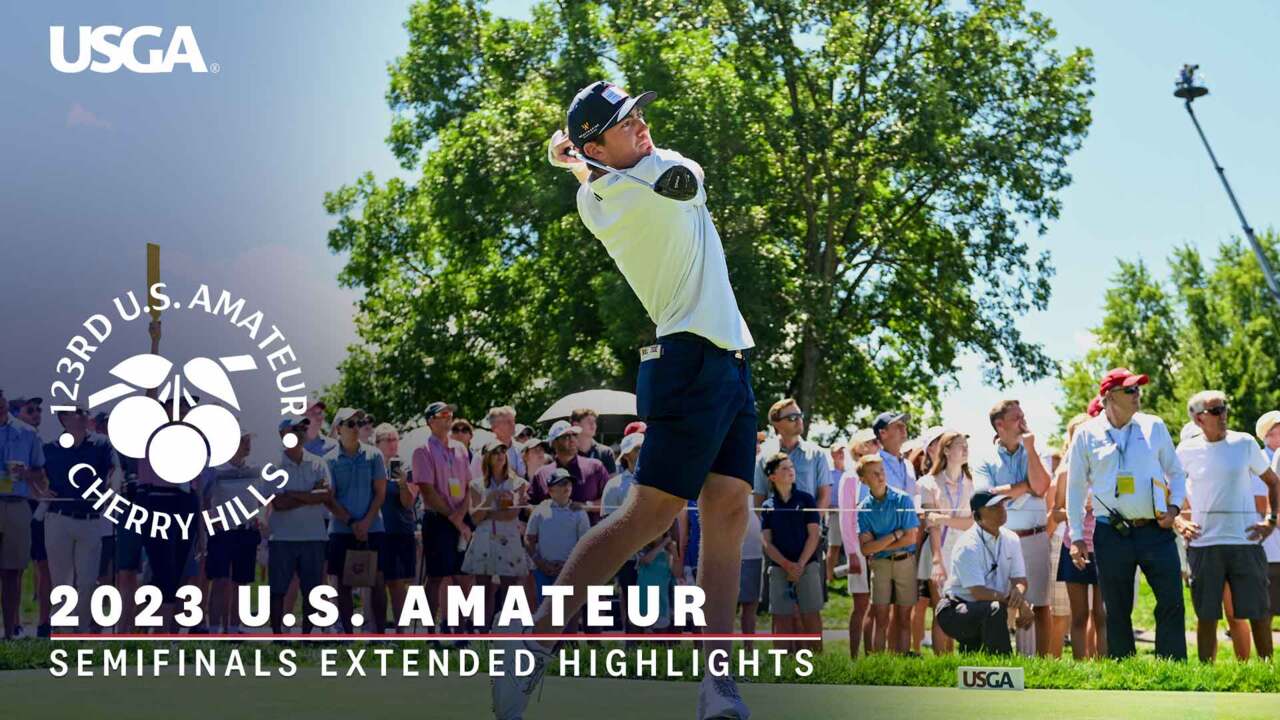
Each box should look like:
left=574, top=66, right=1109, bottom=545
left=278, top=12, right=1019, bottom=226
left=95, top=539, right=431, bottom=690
left=30, top=502, right=47, bottom=562
left=1056, top=543, right=1098, bottom=585
left=381, top=533, right=417, bottom=581
left=115, top=526, right=145, bottom=573
left=206, top=527, right=260, bottom=584
left=635, top=333, right=757, bottom=500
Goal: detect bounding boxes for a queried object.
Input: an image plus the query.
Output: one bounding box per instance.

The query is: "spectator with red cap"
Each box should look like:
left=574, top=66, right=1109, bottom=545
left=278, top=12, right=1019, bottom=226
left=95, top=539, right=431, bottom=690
left=1066, top=368, right=1187, bottom=659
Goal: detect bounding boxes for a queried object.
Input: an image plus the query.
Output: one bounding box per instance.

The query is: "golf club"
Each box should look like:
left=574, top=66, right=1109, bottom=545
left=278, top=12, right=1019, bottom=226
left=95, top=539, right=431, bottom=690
left=565, top=146, right=698, bottom=202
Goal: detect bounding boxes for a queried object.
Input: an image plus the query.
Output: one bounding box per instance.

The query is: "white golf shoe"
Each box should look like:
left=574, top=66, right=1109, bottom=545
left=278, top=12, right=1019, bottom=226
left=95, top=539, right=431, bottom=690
left=697, top=674, right=750, bottom=719
left=491, top=638, right=553, bottom=720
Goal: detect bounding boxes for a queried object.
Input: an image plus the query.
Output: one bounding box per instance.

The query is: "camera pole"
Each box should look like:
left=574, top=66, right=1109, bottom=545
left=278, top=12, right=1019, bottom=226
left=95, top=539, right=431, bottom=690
left=1174, top=64, right=1280, bottom=307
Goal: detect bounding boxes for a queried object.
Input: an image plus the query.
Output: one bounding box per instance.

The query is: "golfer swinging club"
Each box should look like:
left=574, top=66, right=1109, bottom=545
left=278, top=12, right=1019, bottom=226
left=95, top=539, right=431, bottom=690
left=492, top=81, right=757, bottom=719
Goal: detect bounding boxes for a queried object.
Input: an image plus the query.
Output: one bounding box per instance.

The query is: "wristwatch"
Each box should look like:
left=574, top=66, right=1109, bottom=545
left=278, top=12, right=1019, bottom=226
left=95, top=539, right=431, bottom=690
left=1267, top=513, right=1277, bottom=527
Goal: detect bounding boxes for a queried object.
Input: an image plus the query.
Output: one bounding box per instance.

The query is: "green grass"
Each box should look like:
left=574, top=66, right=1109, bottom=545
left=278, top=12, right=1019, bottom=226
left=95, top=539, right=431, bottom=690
left=1, top=670, right=1276, bottom=720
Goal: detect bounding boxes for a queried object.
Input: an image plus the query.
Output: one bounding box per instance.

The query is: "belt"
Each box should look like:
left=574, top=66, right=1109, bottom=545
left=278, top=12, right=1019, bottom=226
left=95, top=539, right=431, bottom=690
left=1013, top=526, right=1046, bottom=538
left=1096, top=516, right=1156, bottom=527
left=50, top=507, right=99, bottom=521
left=658, top=332, right=746, bottom=360
left=880, top=552, right=912, bottom=561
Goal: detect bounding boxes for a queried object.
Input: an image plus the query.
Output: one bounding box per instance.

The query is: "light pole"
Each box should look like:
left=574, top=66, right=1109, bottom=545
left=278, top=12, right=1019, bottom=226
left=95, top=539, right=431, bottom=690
left=1174, top=64, right=1280, bottom=306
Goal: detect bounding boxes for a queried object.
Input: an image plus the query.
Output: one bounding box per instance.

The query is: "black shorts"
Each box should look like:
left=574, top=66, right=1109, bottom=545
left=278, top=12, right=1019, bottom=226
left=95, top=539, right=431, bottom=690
left=381, top=533, right=417, bottom=581
left=1269, top=563, right=1280, bottom=615
left=1187, top=544, right=1270, bottom=621
left=30, top=507, right=46, bottom=562
left=1057, top=543, right=1098, bottom=585
left=422, top=513, right=466, bottom=579
left=634, top=333, right=757, bottom=500
left=327, top=532, right=385, bottom=579
left=206, top=528, right=260, bottom=584
left=98, top=535, right=115, bottom=578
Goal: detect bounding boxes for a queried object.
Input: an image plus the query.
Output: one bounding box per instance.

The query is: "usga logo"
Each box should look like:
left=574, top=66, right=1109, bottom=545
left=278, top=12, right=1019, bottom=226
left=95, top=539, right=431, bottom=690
left=49, top=26, right=209, bottom=74
left=957, top=666, right=1025, bottom=691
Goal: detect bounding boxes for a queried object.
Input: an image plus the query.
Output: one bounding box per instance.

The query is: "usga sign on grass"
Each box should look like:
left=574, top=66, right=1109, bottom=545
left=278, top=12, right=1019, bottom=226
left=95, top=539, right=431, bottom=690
left=957, top=666, right=1025, bottom=691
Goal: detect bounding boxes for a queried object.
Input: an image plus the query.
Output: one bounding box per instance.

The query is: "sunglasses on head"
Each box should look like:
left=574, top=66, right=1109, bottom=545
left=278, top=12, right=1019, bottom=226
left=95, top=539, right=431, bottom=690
left=1200, top=405, right=1229, bottom=417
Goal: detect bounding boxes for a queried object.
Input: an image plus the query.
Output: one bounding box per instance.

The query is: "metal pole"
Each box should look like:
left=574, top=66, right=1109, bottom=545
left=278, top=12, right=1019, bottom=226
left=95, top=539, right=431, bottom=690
left=1181, top=99, right=1280, bottom=306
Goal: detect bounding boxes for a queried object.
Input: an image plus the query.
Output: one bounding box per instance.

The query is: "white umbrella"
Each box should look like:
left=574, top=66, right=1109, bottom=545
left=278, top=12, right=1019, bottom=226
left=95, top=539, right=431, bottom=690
left=537, top=389, right=637, bottom=423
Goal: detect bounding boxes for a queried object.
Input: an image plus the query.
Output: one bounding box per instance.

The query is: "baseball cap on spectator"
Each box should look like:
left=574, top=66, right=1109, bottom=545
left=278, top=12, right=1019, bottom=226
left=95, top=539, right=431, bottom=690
left=1086, top=395, right=1103, bottom=417
left=567, top=81, right=657, bottom=149
left=278, top=417, right=309, bottom=433
left=547, top=468, right=574, bottom=487
left=624, top=421, right=647, bottom=437
left=514, top=423, right=532, bottom=440
left=482, top=438, right=509, bottom=455
left=1098, top=367, right=1148, bottom=395
left=920, top=425, right=950, bottom=452
left=969, top=490, right=1010, bottom=515
left=872, top=411, right=909, bottom=435
left=830, top=441, right=847, bottom=453
left=851, top=427, right=876, bottom=445
left=518, top=438, right=551, bottom=455
left=546, top=419, right=582, bottom=444
left=620, top=432, right=644, bottom=456
left=373, top=422, right=398, bottom=442
left=9, top=396, right=41, bottom=413
left=332, top=407, right=366, bottom=427
left=424, top=401, right=455, bottom=421
left=1255, top=410, right=1280, bottom=442
left=55, top=405, right=87, bottom=420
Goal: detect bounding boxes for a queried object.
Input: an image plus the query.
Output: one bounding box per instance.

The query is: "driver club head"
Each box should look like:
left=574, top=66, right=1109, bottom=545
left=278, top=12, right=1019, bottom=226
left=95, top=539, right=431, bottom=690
left=653, top=165, right=698, bottom=201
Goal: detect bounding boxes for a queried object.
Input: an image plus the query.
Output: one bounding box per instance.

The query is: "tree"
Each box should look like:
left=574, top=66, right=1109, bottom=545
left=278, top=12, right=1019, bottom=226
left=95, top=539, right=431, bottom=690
left=324, top=0, right=1094, bottom=431
left=1057, top=231, right=1280, bottom=435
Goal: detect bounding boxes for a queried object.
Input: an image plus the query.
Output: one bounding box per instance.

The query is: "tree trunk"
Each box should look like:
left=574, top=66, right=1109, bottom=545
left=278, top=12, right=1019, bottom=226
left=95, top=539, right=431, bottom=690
left=796, top=326, right=821, bottom=439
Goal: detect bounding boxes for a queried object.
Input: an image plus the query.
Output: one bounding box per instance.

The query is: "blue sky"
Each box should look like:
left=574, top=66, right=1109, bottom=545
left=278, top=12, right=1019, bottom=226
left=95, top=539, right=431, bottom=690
left=2, top=1, right=1277, bottom=463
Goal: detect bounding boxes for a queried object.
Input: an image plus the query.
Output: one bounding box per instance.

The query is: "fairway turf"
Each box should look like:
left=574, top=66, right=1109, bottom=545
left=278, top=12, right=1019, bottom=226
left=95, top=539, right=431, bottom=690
left=2, top=670, right=1275, bottom=719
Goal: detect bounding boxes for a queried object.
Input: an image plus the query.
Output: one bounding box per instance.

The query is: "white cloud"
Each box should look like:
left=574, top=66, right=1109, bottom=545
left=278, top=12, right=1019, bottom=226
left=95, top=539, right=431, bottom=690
left=66, top=103, right=111, bottom=129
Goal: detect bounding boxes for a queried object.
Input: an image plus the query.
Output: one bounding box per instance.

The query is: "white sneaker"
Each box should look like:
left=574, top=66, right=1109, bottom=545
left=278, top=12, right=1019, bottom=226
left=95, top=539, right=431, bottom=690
left=491, top=639, right=553, bottom=720
left=697, top=675, right=750, bottom=720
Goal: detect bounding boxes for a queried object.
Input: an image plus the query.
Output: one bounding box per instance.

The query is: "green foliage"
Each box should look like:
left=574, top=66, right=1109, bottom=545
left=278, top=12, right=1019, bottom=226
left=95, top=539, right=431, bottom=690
left=1057, top=231, right=1280, bottom=434
left=326, top=0, right=1093, bottom=429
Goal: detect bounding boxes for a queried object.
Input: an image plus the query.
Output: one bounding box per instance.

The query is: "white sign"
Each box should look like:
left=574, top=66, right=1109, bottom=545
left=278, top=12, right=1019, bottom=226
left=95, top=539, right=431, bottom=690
left=957, top=666, right=1025, bottom=691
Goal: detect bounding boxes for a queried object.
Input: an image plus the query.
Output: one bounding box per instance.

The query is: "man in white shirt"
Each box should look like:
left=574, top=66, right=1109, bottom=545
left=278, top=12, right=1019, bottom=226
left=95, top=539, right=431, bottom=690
left=936, top=491, right=1034, bottom=653
left=1174, top=391, right=1278, bottom=661
left=498, top=81, right=757, bottom=720
left=1067, top=368, right=1187, bottom=660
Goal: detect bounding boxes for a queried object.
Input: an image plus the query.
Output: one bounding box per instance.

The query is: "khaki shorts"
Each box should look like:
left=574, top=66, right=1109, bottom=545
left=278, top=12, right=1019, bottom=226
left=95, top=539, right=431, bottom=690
left=870, top=554, right=918, bottom=606
left=0, top=499, right=33, bottom=570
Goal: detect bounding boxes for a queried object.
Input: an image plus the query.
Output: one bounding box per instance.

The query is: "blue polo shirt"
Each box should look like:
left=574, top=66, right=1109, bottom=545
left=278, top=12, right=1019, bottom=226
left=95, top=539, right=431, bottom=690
left=761, top=489, right=818, bottom=563
left=879, top=449, right=916, bottom=495
left=855, top=486, right=919, bottom=558
left=44, top=435, right=116, bottom=516
left=753, top=439, right=833, bottom=499
left=0, top=418, right=45, bottom=498
left=327, top=442, right=386, bottom=534
left=305, top=436, right=337, bottom=457
left=975, top=443, right=1045, bottom=532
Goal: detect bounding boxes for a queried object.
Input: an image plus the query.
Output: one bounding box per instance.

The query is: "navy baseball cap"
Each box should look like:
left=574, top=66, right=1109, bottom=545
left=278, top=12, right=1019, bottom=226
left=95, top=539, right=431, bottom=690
left=567, top=81, right=656, bottom=148
left=872, top=411, right=909, bottom=434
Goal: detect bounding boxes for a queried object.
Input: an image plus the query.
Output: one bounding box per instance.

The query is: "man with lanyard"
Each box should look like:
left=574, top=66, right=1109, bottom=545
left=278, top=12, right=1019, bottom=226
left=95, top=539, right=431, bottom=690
left=936, top=491, right=1034, bottom=653
left=500, top=80, right=757, bottom=720
left=412, top=401, right=473, bottom=634
left=974, top=399, right=1052, bottom=655
left=874, top=412, right=915, bottom=496
left=1067, top=368, right=1187, bottom=659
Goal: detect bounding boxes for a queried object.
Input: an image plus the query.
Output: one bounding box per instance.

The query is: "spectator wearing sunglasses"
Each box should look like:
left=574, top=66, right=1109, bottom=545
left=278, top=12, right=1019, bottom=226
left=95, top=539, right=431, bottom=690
left=1066, top=368, right=1187, bottom=660
left=450, top=419, right=475, bottom=464
left=324, top=407, right=388, bottom=633
left=936, top=491, right=1033, bottom=653
left=752, top=399, right=832, bottom=510
left=1174, top=391, right=1278, bottom=661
